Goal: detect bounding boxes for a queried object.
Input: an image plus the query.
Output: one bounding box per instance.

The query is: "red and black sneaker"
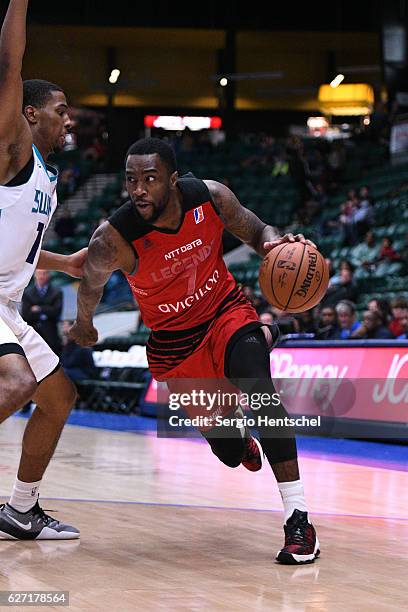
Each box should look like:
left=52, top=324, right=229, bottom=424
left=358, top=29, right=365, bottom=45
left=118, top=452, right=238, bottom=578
left=276, top=509, right=320, bottom=565
left=241, top=435, right=264, bottom=472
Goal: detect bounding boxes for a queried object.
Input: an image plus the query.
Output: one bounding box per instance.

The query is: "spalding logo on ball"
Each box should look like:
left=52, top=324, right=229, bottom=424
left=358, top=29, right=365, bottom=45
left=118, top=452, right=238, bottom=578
left=259, top=242, right=329, bottom=313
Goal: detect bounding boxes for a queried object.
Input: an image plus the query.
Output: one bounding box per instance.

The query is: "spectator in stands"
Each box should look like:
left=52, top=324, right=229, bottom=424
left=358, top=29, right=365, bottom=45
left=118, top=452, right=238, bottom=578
left=296, top=310, right=317, bottom=335
left=339, top=197, right=358, bottom=246
left=377, top=237, right=401, bottom=263
left=54, top=208, right=77, bottom=243
left=396, top=310, right=408, bottom=340
left=328, top=259, right=352, bottom=288
left=350, top=230, right=378, bottom=272
left=368, top=298, right=393, bottom=328
left=332, top=300, right=361, bottom=339
left=21, top=270, right=62, bottom=355
left=60, top=320, right=96, bottom=382
left=315, top=305, right=339, bottom=339
left=322, top=263, right=358, bottom=306
left=352, top=186, right=374, bottom=238
left=389, top=297, right=408, bottom=337
left=350, top=310, right=394, bottom=340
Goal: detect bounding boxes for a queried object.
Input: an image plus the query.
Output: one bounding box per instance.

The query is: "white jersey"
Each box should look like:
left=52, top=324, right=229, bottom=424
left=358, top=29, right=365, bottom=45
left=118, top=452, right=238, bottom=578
left=0, top=145, right=58, bottom=301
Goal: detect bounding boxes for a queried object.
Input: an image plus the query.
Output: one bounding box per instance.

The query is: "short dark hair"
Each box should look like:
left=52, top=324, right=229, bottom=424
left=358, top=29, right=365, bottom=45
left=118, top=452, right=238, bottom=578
left=23, top=79, right=64, bottom=111
left=126, top=137, right=177, bottom=174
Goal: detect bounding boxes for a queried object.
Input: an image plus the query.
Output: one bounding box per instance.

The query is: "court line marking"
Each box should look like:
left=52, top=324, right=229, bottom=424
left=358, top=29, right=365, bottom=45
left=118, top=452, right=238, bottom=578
left=15, top=496, right=408, bottom=522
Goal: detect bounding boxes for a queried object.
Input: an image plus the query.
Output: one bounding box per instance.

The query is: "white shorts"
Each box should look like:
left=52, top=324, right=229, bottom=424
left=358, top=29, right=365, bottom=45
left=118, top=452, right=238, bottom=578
left=0, top=299, right=59, bottom=383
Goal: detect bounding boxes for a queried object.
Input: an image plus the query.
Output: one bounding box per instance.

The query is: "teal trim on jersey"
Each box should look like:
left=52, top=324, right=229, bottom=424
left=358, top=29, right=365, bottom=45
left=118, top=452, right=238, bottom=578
left=32, top=144, right=58, bottom=183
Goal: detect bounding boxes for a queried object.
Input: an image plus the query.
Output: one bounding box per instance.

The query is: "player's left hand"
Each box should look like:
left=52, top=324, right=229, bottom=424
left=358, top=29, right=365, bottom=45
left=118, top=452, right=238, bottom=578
left=263, top=233, right=316, bottom=253
left=65, top=248, right=88, bottom=278
left=69, top=320, right=99, bottom=347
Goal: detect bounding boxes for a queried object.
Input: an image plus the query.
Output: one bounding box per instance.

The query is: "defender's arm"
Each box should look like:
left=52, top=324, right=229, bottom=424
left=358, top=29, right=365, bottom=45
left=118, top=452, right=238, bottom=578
left=0, top=0, right=32, bottom=178
left=37, top=248, right=88, bottom=279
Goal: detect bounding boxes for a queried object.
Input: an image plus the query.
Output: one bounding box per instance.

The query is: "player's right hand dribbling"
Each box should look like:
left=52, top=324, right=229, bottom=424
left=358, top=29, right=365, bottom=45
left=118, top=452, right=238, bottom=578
left=69, top=320, right=99, bottom=347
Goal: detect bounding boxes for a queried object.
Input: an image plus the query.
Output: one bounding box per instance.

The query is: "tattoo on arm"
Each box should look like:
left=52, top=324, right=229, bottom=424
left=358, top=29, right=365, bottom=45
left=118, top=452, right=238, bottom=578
left=206, top=180, right=279, bottom=257
left=77, top=226, right=121, bottom=323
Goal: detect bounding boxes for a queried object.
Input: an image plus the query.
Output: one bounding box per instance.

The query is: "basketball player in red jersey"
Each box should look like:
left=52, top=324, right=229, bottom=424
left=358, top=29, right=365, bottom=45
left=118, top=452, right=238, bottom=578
left=71, top=138, right=320, bottom=564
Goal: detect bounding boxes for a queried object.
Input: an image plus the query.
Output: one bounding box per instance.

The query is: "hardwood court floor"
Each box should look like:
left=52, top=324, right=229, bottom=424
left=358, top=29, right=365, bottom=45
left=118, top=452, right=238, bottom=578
left=0, top=417, right=407, bottom=612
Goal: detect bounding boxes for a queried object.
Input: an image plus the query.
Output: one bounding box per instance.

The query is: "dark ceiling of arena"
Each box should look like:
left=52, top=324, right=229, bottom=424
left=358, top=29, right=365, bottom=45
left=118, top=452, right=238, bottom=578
left=0, top=0, right=398, bottom=32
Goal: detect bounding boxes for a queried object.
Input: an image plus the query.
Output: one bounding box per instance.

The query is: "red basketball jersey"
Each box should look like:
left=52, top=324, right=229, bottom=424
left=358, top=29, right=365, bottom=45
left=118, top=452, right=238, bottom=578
left=108, top=175, right=237, bottom=331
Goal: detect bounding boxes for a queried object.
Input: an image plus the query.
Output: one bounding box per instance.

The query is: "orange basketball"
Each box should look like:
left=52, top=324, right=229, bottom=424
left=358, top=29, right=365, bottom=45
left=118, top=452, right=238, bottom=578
left=258, top=242, right=329, bottom=313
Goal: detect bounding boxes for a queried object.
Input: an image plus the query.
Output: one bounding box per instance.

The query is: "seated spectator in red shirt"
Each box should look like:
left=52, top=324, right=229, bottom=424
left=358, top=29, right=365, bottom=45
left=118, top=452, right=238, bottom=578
left=378, top=237, right=401, bottom=262
left=397, top=311, right=408, bottom=339
left=389, top=298, right=408, bottom=337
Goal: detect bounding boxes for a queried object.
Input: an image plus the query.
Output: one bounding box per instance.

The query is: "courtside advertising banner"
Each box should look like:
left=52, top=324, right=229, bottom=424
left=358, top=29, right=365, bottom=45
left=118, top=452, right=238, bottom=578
left=146, top=346, right=408, bottom=437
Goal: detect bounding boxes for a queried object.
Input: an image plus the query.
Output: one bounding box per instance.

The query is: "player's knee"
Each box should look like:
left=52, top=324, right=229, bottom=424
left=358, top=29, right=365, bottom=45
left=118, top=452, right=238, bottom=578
left=0, top=369, right=37, bottom=416
left=41, top=377, right=77, bottom=422
left=60, top=380, right=77, bottom=416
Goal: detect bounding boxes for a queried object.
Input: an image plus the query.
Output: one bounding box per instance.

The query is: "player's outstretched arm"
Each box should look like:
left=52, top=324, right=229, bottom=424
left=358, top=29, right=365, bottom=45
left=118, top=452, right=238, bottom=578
left=0, top=0, right=32, bottom=181
left=69, top=222, right=136, bottom=347
left=205, top=180, right=315, bottom=256
left=37, top=248, right=88, bottom=279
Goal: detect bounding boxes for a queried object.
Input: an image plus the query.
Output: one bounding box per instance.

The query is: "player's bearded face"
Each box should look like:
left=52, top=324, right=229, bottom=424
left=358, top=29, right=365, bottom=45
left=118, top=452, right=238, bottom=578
left=126, top=154, right=173, bottom=223
left=138, top=184, right=170, bottom=223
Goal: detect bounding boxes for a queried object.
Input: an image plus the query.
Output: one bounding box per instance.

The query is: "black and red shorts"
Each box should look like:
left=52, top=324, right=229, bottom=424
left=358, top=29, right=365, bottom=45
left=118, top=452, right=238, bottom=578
left=147, top=291, right=261, bottom=381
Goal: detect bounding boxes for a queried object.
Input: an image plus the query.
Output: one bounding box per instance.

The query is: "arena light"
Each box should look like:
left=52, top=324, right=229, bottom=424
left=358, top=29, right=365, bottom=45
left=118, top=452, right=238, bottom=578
left=330, top=74, right=345, bottom=88
left=219, top=77, right=228, bottom=87
left=109, top=68, right=121, bottom=84
left=307, top=116, right=329, bottom=130
left=318, top=83, right=374, bottom=116
left=144, top=115, right=222, bottom=131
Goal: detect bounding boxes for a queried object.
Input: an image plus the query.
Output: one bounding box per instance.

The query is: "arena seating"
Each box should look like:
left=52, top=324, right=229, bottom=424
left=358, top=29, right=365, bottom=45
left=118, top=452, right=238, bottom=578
left=44, top=137, right=408, bottom=346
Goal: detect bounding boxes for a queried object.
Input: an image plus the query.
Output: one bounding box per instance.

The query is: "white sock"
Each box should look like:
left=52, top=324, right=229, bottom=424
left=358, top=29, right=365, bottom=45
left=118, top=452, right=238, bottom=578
left=9, top=478, right=41, bottom=513
left=278, top=480, right=308, bottom=524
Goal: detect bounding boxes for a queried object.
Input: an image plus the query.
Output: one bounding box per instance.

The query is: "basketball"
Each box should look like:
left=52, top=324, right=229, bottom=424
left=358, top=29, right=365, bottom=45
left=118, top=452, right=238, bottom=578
left=258, top=242, right=329, bottom=313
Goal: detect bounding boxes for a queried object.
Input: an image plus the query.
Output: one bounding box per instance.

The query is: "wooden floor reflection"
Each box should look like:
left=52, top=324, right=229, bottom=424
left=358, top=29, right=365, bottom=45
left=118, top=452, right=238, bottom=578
left=0, top=418, right=407, bottom=612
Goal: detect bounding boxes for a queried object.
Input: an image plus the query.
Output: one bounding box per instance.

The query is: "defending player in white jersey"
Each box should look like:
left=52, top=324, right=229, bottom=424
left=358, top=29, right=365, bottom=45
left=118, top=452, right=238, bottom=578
left=0, top=0, right=83, bottom=539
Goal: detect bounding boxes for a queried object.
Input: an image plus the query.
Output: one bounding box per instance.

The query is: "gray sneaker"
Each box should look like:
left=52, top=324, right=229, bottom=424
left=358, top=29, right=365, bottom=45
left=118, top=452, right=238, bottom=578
left=0, top=502, right=80, bottom=540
